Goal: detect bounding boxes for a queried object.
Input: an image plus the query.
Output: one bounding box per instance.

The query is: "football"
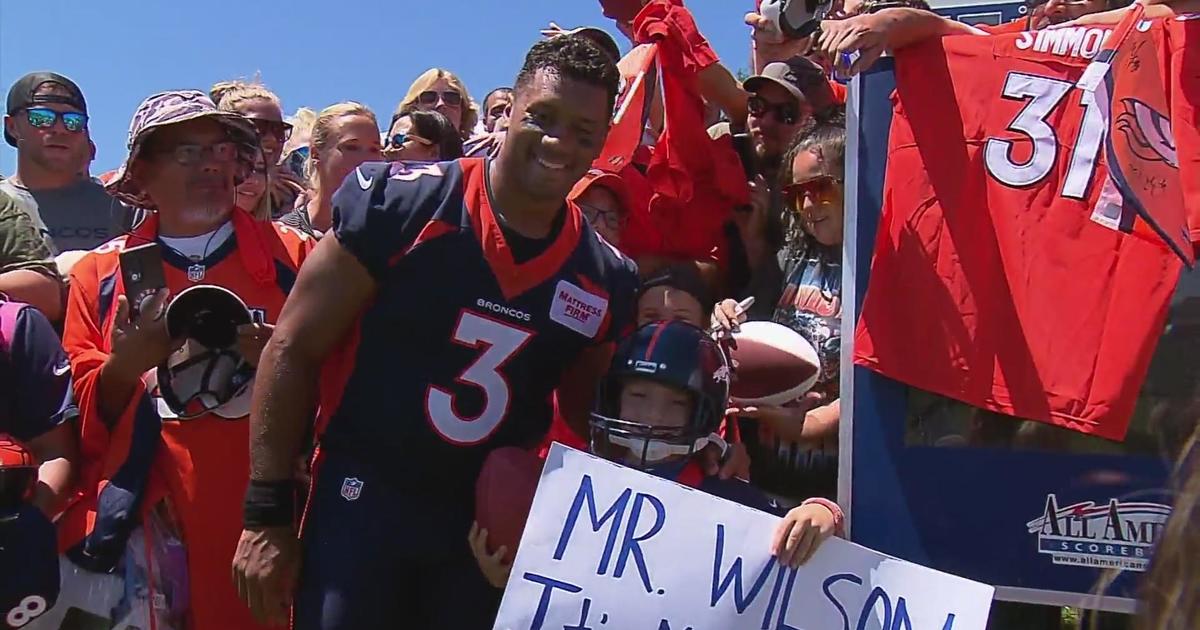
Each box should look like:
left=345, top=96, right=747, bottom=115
left=474, top=446, right=544, bottom=559
left=727, top=321, right=821, bottom=406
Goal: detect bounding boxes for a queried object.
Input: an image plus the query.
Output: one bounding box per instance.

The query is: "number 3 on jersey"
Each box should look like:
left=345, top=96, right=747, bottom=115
left=985, top=72, right=1106, bottom=199
left=426, top=311, right=533, bottom=445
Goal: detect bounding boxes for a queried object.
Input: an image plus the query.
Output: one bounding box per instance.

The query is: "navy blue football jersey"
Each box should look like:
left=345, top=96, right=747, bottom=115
left=317, top=158, right=639, bottom=501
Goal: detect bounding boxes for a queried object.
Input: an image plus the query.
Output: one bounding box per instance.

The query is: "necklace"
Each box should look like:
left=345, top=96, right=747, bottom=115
left=159, top=223, right=231, bottom=283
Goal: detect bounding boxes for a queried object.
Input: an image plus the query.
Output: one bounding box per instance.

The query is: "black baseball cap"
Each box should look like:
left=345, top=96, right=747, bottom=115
left=638, top=263, right=714, bottom=316
left=743, top=57, right=836, bottom=115
left=5, top=72, right=88, bottom=147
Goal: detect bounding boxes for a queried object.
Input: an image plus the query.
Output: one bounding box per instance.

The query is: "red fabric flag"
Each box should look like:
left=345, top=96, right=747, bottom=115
left=595, top=0, right=749, bottom=262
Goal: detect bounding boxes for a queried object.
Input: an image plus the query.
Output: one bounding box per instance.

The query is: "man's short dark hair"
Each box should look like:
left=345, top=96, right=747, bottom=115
left=514, top=37, right=620, bottom=114
left=483, top=87, right=513, bottom=106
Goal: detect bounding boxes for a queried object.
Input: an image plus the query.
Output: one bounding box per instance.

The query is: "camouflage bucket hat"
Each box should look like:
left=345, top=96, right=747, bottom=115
left=105, top=90, right=259, bottom=210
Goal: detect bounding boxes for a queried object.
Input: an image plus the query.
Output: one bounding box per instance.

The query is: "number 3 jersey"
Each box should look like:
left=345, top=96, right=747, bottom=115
left=318, top=159, right=638, bottom=499
left=853, top=19, right=1199, bottom=441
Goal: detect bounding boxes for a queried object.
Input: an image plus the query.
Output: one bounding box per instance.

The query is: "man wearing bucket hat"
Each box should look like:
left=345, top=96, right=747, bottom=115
left=58, top=90, right=313, bottom=630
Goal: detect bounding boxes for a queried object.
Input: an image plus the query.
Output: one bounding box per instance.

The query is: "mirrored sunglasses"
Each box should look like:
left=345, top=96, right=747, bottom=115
left=783, top=175, right=843, bottom=206
left=25, top=107, right=88, bottom=133
left=389, top=133, right=434, bottom=149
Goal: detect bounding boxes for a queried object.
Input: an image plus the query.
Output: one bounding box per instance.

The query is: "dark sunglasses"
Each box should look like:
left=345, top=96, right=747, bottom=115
left=784, top=175, right=843, bottom=206
left=250, top=118, right=293, bottom=142
left=417, top=90, right=463, bottom=107
left=747, top=96, right=802, bottom=126
left=24, top=107, right=88, bottom=133
left=389, top=133, right=433, bottom=149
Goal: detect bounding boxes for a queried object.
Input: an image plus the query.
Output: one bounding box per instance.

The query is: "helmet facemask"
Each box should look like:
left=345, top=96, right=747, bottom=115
left=154, top=285, right=255, bottom=420
left=589, top=321, right=732, bottom=474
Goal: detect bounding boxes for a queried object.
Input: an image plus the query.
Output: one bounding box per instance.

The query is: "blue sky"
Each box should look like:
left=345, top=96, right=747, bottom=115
left=0, top=0, right=755, bottom=175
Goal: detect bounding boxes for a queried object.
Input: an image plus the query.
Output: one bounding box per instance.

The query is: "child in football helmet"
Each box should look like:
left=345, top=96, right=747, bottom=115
left=470, top=320, right=844, bottom=588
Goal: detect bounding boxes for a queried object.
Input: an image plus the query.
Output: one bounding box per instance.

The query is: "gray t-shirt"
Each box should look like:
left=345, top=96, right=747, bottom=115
left=0, top=178, right=133, bottom=252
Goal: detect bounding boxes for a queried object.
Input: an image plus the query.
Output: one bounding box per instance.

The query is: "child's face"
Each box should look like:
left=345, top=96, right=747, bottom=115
left=636, top=286, right=706, bottom=328
left=618, top=377, right=692, bottom=430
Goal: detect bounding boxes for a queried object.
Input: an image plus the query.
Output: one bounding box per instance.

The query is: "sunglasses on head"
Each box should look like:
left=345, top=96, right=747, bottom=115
left=784, top=175, right=843, bottom=206
left=389, top=133, right=433, bottom=149
left=283, top=146, right=309, bottom=178
left=250, top=118, right=293, bottom=142
left=24, top=107, right=88, bottom=133
left=747, top=96, right=802, bottom=126
left=417, top=90, right=463, bottom=107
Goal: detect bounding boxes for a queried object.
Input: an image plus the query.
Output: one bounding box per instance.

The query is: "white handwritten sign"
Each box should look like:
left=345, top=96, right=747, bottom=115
left=494, top=444, right=994, bottom=630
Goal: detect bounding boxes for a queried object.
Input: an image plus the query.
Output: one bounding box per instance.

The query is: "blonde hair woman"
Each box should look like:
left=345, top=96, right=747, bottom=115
left=211, top=80, right=290, bottom=165
left=393, top=68, right=478, bottom=140
left=278, top=102, right=381, bottom=237
left=211, top=79, right=304, bottom=217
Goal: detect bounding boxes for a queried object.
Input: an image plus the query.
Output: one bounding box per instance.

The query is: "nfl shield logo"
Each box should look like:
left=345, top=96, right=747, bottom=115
left=340, top=477, right=364, bottom=501
left=187, top=264, right=205, bottom=282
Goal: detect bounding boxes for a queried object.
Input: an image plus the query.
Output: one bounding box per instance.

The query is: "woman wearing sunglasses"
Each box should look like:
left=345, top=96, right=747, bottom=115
left=716, top=114, right=847, bottom=507
left=392, top=68, right=479, bottom=140
left=211, top=80, right=306, bottom=216
left=383, top=110, right=463, bottom=163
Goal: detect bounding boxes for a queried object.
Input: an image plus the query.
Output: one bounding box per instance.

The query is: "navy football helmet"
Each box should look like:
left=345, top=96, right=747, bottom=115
left=591, top=320, right=731, bottom=471
left=154, top=285, right=255, bottom=419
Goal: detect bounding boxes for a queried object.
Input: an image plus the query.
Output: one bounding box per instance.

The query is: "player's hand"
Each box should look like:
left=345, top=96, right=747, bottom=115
left=236, top=323, right=275, bottom=368
left=727, top=392, right=825, bottom=443
left=772, top=502, right=838, bottom=568
left=232, top=526, right=300, bottom=625
left=815, top=14, right=888, bottom=77
left=108, top=290, right=183, bottom=380
left=468, top=522, right=513, bottom=589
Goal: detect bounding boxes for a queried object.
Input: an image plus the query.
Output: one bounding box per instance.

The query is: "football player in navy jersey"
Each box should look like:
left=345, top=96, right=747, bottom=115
left=233, top=37, right=639, bottom=629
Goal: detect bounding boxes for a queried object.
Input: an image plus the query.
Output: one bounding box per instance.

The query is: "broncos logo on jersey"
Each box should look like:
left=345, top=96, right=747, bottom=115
left=1096, top=4, right=1192, bottom=265
left=1115, top=97, right=1178, bottom=168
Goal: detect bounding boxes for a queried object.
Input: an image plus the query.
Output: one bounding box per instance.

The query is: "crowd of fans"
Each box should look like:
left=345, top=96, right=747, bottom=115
left=0, top=0, right=1196, bottom=628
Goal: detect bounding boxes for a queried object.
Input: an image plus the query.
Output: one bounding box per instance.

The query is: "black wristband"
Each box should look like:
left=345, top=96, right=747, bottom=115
left=243, top=479, right=296, bottom=528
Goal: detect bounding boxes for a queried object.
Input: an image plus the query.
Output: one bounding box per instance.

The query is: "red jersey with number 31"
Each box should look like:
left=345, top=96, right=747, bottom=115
left=853, top=20, right=1199, bottom=441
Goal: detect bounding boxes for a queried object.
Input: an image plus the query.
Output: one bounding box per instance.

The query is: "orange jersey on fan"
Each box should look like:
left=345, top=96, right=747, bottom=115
left=60, top=209, right=313, bottom=630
